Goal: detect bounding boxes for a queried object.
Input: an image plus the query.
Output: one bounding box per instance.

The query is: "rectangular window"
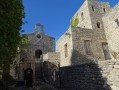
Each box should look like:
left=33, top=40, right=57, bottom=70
left=115, top=19, right=119, bottom=27
left=84, top=40, right=92, bottom=55
left=64, top=43, right=68, bottom=58
left=102, top=43, right=111, bottom=60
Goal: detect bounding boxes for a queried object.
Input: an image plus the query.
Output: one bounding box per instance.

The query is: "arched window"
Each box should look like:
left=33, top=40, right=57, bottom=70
left=35, top=50, right=42, bottom=58
left=92, top=6, right=95, bottom=12
left=103, top=8, right=106, bottom=12
left=97, top=22, right=101, bottom=28
left=81, top=12, right=84, bottom=20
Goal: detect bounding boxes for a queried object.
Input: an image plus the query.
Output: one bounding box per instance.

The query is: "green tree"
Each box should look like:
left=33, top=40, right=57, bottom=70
left=0, top=0, right=25, bottom=83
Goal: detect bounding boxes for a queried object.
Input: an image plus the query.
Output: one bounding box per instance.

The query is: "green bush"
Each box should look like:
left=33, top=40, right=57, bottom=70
left=70, top=18, right=79, bottom=27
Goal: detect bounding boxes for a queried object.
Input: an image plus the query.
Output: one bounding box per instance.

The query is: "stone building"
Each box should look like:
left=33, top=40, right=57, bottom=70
left=12, top=0, right=119, bottom=89
left=56, top=0, right=119, bottom=67
left=15, top=24, right=59, bottom=82
left=56, top=0, right=119, bottom=89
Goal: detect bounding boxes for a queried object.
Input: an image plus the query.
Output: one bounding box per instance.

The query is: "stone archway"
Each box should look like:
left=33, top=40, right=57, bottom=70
left=35, top=49, right=42, bottom=58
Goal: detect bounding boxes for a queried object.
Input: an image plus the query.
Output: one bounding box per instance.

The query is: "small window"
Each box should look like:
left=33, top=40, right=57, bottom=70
left=35, top=50, right=42, bottom=58
left=102, top=43, right=111, bottom=60
left=64, top=43, right=68, bottom=58
left=103, top=8, right=106, bottom=12
left=115, top=19, right=119, bottom=27
left=92, top=6, right=95, bottom=12
left=84, top=40, right=92, bottom=55
left=81, top=12, right=84, bottom=21
left=97, top=22, right=101, bottom=28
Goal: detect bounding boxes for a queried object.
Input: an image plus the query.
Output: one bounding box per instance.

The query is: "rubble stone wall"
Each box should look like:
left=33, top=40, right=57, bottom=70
left=102, top=3, right=119, bottom=55
left=98, top=60, right=119, bottom=90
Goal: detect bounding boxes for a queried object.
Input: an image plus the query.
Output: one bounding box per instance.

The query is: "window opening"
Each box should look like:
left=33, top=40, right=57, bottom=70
left=115, top=19, right=119, bottom=27
left=97, top=22, right=101, bottom=28
left=92, top=6, right=95, bottom=12
left=102, top=43, right=111, bottom=60
left=81, top=12, right=84, bottom=20
left=84, top=40, right=92, bottom=55
left=103, top=8, right=106, bottom=12
left=64, top=44, right=68, bottom=58
left=35, top=50, right=42, bottom=58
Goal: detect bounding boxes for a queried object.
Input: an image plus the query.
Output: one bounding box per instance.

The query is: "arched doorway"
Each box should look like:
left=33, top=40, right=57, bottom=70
left=35, top=49, right=42, bottom=58
left=24, top=68, right=33, bottom=87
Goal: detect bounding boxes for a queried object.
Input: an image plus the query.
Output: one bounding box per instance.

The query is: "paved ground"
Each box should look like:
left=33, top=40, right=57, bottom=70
left=8, top=81, right=61, bottom=90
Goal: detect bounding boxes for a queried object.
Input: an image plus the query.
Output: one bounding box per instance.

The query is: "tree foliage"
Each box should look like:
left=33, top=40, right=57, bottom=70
left=20, top=34, right=30, bottom=48
left=0, top=0, right=25, bottom=65
left=70, top=18, right=79, bottom=27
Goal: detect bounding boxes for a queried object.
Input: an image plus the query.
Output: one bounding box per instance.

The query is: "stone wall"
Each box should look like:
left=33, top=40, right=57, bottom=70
left=98, top=60, right=119, bottom=90
left=56, top=25, right=110, bottom=66
left=102, top=3, right=119, bottom=57
left=70, top=26, right=108, bottom=65
left=43, top=52, right=60, bottom=86
left=88, top=0, right=110, bottom=30
left=27, top=31, right=55, bottom=54
left=43, top=61, right=59, bottom=86
left=72, top=0, right=110, bottom=29
left=72, top=0, right=92, bottom=29
left=43, top=52, right=60, bottom=67
left=56, top=27, right=73, bottom=67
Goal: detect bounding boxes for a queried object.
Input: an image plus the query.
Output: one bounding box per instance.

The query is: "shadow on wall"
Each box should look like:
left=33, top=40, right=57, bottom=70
left=71, top=49, right=96, bottom=65
left=60, top=50, right=111, bottom=90
left=43, top=61, right=60, bottom=86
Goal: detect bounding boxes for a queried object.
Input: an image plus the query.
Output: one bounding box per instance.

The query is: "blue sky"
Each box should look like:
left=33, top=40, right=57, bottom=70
left=22, top=0, right=119, bottom=41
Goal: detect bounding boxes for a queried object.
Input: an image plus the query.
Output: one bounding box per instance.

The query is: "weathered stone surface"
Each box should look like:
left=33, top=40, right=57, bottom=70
left=60, top=62, right=111, bottom=90
left=102, top=3, right=119, bottom=54
left=56, top=0, right=119, bottom=89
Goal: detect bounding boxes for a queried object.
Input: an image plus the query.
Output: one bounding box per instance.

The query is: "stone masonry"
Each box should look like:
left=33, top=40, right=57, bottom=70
left=56, top=0, right=119, bottom=90
left=98, top=60, right=119, bottom=90
left=102, top=3, right=119, bottom=54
